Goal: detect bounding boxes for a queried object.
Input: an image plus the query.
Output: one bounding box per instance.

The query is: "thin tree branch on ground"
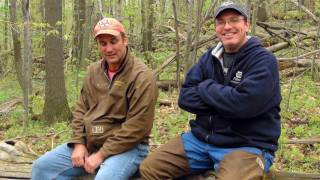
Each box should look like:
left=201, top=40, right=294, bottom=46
left=0, top=98, right=23, bottom=115
left=278, top=49, right=320, bottom=61
left=285, top=137, right=320, bottom=144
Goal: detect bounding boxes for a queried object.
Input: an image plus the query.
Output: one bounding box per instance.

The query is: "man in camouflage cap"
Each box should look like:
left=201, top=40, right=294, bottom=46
left=32, top=17, right=158, bottom=180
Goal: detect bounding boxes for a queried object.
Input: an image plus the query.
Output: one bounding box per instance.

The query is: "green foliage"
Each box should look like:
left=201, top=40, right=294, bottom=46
left=315, top=1, right=320, bottom=17
left=0, top=75, right=22, bottom=103
left=47, top=29, right=60, bottom=36
left=284, top=10, right=305, bottom=20
left=275, top=72, right=320, bottom=173
left=284, top=146, right=304, bottom=161
left=32, top=22, right=48, bottom=29
left=31, top=95, right=44, bottom=115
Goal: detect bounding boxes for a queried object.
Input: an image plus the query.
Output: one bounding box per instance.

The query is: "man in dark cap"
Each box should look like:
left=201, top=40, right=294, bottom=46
left=140, top=1, right=281, bottom=179
left=31, top=17, right=158, bottom=180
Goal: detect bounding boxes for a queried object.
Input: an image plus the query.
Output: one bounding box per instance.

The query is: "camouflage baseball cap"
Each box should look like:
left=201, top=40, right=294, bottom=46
left=93, top=17, right=125, bottom=38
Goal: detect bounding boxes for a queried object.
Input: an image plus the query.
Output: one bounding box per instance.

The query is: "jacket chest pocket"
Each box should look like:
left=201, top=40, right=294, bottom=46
left=108, top=82, right=129, bottom=113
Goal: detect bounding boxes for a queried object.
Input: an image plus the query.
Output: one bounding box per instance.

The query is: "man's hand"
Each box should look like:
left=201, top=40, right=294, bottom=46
left=84, top=151, right=104, bottom=174
left=71, top=144, right=88, bottom=167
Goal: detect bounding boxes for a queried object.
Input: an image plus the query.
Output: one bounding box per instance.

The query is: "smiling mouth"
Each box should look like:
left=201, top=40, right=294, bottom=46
left=223, top=32, right=236, bottom=37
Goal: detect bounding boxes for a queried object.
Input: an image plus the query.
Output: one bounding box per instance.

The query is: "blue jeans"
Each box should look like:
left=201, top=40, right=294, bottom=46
left=181, top=132, right=274, bottom=174
left=32, top=143, right=148, bottom=180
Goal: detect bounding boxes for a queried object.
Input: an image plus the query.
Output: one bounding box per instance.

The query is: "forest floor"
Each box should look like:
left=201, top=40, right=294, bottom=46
left=0, top=68, right=319, bottom=174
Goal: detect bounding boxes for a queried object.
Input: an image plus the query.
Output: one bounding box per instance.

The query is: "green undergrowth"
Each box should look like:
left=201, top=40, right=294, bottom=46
left=0, top=70, right=319, bottom=173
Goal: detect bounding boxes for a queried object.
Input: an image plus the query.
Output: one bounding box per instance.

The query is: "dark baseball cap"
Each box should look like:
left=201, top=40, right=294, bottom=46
left=213, top=1, right=248, bottom=19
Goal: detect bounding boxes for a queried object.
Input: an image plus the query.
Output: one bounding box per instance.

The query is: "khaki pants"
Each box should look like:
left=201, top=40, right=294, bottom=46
left=140, top=136, right=265, bottom=180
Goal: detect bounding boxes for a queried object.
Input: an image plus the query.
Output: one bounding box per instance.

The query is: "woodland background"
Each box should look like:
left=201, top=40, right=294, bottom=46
left=0, top=0, right=319, bottom=176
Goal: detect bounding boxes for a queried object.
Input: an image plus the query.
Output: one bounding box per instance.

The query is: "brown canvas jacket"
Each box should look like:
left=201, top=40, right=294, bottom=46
left=68, top=50, right=158, bottom=159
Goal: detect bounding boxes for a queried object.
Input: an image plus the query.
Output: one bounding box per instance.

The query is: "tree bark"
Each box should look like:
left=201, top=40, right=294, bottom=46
left=75, top=0, right=86, bottom=88
left=189, top=0, right=203, bottom=64
left=251, top=0, right=258, bottom=35
left=97, top=0, right=104, bottom=17
left=9, top=0, right=23, bottom=90
left=159, top=0, right=166, bottom=24
left=172, top=0, right=180, bottom=88
left=257, top=0, right=268, bottom=22
left=184, top=0, right=193, bottom=75
left=1, top=0, right=9, bottom=75
left=43, top=0, right=71, bottom=124
left=146, top=0, right=154, bottom=51
left=21, top=0, right=33, bottom=128
left=114, top=0, right=122, bottom=20
left=141, top=0, right=147, bottom=51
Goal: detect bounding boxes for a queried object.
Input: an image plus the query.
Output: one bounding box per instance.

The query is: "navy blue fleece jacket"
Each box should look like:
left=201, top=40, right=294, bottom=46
left=178, top=37, right=281, bottom=153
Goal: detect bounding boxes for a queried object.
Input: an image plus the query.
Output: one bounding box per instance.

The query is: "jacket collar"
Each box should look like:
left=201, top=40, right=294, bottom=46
left=211, top=36, right=252, bottom=74
left=211, top=41, right=224, bottom=59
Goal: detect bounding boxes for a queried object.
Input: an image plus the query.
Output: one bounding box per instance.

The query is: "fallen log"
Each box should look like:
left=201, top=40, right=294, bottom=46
left=266, top=32, right=316, bottom=53
left=77, top=170, right=320, bottom=180
left=1, top=141, right=319, bottom=180
left=158, top=99, right=174, bottom=107
left=285, top=137, right=320, bottom=145
left=0, top=98, right=23, bottom=115
left=0, top=140, right=38, bottom=179
left=157, top=80, right=178, bottom=91
left=266, top=170, right=320, bottom=180
left=277, top=49, right=320, bottom=61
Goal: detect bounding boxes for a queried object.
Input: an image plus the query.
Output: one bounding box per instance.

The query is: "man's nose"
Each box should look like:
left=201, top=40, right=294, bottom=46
left=223, top=21, right=233, bottom=29
left=105, top=44, right=113, bottom=52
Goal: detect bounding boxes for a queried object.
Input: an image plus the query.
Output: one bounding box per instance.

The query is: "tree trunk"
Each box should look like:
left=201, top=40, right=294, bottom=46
left=1, top=0, right=9, bottom=75
left=251, top=0, right=258, bottom=35
left=128, top=0, right=136, bottom=35
left=141, top=0, right=147, bottom=51
left=79, top=1, right=94, bottom=75
left=257, top=0, right=268, bottom=22
left=146, top=0, right=154, bottom=51
left=21, top=0, right=32, bottom=128
left=184, top=0, right=193, bottom=75
left=75, top=0, right=86, bottom=88
left=43, top=0, right=71, bottom=124
left=172, top=0, right=180, bottom=88
left=72, top=0, right=80, bottom=67
left=108, top=0, right=113, bottom=15
left=311, top=24, right=320, bottom=81
left=97, top=0, right=104, bottom=17
left=159, top=0, right=166, bottom=24
left=190, top=0, right=203, bottom=64
left=9, top=0, right=23, bottom=89
left=4, top=0, right=9, bottom=50
left=114, top=0, right=122, bottom=21
left=39, top=0, right=45, bottom=55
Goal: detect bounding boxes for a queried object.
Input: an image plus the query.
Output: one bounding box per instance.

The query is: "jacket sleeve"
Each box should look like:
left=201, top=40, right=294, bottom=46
left=68, top=68, right=92, bottom=146
left=68, top=86, right=89, bottom=145
left=99, top=70, right=158, bottom=159
left=178, top=56, right=215, bottom=115
left=198, top=53, right=279, bottom=119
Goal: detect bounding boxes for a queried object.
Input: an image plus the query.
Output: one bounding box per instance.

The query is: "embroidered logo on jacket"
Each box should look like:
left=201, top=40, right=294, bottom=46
left=114, top=80, right=124, bottom=87
left=92, top=126, right=104, bottom=134
left=232, top=71, right=243, bottom=83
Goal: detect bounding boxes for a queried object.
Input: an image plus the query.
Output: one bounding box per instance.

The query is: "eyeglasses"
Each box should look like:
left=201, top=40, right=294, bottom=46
left=215, top=17, right=245, bottom=27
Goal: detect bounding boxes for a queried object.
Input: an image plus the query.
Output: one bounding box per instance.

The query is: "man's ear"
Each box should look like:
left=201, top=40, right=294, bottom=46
left=245, top=21, right=250, bottom=33
left=123, top=36, right=128, bottom=46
